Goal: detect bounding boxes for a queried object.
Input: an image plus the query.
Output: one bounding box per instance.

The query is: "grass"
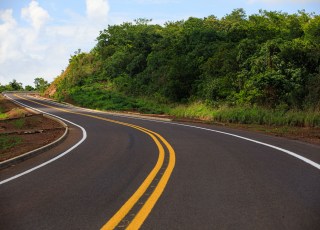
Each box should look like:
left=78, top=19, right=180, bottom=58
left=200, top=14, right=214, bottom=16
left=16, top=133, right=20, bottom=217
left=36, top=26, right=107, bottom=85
left=0, top=135, right=22, bottom=151
left=11, top=119, right=25, bottom=129
left=0, top=105, right=7, bottom=119
left=9, top=108, right=26, bottom=118
left=0, top=113, right=7, bottom=119
left=169, top=102, right=215, bottom=120
left=169, top=102, right=320, bottom=128
left=67, top=86, right=170, bottom=114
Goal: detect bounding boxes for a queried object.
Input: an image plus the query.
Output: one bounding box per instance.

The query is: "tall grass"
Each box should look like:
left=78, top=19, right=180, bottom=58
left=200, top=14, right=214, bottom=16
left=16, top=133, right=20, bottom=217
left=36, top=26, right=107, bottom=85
left=169, top=102, right=320, bottom=128
left=170, top=102, right=216, bottom=120
left=59, top=86, right=320, bottom=128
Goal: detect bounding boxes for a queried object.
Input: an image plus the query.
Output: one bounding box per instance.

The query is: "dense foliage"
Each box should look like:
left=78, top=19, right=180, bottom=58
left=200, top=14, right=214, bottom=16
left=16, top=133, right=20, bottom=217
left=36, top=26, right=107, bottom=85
left=0, top=79, right=24, bottom=92
left=0, top=77, right=48, bottom=92
left=49, top=9, right=320, bottom=125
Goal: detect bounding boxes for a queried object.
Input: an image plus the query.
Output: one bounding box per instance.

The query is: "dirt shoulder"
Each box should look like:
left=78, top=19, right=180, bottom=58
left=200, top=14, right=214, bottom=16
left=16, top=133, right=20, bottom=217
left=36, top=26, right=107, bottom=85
left=0, top=95, right=66, bottom=162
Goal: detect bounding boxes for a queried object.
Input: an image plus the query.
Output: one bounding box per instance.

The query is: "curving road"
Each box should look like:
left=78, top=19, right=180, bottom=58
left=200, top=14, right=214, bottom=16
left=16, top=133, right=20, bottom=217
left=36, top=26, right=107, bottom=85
left=1, top=93, right=320, bottom=229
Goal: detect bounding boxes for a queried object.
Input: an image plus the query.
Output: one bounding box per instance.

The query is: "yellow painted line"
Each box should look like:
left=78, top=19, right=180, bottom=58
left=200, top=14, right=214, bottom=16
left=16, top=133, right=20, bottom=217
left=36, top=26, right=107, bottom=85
left=101, top=135, right=164, bottom=229
left=127, top=130, right=176, bottom=229
left=14, top=94, right=176, bottom=229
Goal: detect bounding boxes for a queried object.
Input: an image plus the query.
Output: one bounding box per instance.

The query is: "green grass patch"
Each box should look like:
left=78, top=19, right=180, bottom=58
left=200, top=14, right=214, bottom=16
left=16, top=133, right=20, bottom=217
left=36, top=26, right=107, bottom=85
left=67, top=85, right=170, bottom=114
left=0, top=135, right=22, bottom=151
left=0, top=113, right=7, bottom=119
left=134, top=98, right=170, bottom=114
left=11, top=119, right=25, bottom=129
left=0, top=105, right=6, bottom=119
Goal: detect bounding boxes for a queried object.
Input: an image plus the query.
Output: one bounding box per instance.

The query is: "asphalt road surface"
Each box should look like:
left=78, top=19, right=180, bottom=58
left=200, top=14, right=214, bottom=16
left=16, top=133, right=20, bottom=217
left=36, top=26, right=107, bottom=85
left=1, top=93, right=320, bottom=230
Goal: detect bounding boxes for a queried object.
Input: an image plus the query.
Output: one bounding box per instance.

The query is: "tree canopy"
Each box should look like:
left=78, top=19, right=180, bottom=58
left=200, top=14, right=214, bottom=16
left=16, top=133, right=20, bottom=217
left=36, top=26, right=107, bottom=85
left=50, top=9, right=320, bottom=111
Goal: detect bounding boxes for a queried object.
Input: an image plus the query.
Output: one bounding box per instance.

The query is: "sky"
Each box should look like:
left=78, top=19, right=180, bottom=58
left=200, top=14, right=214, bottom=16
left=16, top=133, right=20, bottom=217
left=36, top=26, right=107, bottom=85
left=0, top=0, right=319, bottom=87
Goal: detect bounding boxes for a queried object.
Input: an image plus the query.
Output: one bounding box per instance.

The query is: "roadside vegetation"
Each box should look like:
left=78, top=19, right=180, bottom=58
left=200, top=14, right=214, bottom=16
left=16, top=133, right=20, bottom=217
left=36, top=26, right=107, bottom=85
left=45, top=9, right=319, bottom=129
left=0, top=106, right=8, bottom=119
left=170, top=102, right=320, bottom=127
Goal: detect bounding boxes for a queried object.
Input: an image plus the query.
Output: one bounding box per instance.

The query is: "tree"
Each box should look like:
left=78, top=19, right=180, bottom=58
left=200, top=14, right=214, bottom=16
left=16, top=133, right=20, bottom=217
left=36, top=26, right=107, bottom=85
left=9, top=79, right=23, bottom=91
left=50, top=10, right=319, bottom=110
left=0, top=83, right=6, bottom=92
left=34, top=77, right=49, bottom=93
left=25, top=85, right=35, bottom=91
left=304, top=15, right=320, bottom=44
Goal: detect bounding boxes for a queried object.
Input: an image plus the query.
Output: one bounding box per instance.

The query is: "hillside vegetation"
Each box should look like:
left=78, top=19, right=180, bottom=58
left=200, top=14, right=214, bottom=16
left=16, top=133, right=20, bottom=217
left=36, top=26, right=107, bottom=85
left=46, top=9, right=320, bottom=127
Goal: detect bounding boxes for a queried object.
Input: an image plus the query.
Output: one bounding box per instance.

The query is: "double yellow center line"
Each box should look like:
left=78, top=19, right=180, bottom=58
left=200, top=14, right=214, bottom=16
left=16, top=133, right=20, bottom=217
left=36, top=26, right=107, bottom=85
left=14, top=94, right=175, bottom=229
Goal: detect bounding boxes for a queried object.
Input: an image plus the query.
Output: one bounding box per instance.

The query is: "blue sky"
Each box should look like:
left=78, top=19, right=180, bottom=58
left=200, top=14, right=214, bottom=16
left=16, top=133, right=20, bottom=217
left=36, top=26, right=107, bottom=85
left=0, top=0, right=319, bottom=86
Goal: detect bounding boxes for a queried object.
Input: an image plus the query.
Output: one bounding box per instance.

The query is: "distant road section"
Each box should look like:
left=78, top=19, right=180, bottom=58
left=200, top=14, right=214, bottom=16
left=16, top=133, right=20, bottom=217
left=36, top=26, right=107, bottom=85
left=1, top=93, right=320, bottom=229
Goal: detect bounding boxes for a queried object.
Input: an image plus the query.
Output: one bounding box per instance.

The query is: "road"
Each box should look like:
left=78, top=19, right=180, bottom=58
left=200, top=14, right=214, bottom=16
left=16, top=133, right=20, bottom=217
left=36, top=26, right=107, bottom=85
left=1, top=93, right=320, bottom=229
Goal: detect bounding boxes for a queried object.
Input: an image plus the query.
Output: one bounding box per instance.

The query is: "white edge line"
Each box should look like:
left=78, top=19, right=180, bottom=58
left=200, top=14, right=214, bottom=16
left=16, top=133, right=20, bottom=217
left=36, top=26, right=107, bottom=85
left=81, top=105, right=320, bottom=170
left=165, top=122, right=320, bottom=170
left=0, top=94, right=87, bottom=185
left=23, top=94, right=320, bottom=170
left=0, top=125, right=68, bottom=166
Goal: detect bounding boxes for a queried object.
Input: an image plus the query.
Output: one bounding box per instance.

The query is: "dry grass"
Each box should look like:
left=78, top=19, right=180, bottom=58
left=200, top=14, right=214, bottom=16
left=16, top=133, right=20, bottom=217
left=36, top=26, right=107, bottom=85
left=0, top=95, right=30, bottom=120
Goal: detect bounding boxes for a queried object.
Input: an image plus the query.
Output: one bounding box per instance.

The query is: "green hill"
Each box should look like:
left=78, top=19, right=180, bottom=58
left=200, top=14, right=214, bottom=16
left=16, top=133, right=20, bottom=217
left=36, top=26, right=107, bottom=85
left=46, top=9, right=320, bottom=127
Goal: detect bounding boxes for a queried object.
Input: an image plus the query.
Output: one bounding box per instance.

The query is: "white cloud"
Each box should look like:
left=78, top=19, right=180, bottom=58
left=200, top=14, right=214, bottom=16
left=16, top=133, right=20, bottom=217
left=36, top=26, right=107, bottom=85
left=86, top=0, right=110, bottom=21
left=0, top=10, right=20, bottom=63
left=0, top=0, right=110, bottom=87
left=21, top=0, right=50, bottom=31
left=0, top=9, right=16, bottom=27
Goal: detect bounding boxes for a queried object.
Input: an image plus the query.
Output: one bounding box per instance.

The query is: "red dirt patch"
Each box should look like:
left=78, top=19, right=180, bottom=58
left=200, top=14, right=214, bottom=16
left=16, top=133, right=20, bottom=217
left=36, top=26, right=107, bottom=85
left=0, top=96, right=65, bottom=162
